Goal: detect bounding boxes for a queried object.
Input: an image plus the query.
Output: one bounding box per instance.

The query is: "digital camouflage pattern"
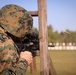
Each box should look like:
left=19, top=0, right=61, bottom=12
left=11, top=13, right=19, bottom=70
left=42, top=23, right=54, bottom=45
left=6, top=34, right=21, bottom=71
left=0, top=4, right=33, bottom=38
left=0, top=27, right=28, bottom=75
left=0, top=4, right=33, bottom=75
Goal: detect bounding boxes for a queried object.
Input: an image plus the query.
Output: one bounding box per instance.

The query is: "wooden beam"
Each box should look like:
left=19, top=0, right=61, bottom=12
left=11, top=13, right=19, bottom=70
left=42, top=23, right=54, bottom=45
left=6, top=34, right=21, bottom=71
left=48, top=54, right=57, bottom=75
left=27, top=11, right=38, bottom=16
left=38, top=0, right=49, bottom=75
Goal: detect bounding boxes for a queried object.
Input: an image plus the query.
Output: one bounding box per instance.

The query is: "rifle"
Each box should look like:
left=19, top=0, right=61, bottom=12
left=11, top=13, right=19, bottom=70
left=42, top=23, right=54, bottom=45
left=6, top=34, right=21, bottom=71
left=7, top=32, right=57, bottom=74
left=16, top=32, right=39, bottom=54
left=16, top=32, right=40, bottom=73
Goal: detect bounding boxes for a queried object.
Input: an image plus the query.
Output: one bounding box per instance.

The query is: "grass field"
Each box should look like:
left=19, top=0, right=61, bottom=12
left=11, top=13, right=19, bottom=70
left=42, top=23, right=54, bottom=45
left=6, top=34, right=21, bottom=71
left=26, top=50, right=76, bottom=75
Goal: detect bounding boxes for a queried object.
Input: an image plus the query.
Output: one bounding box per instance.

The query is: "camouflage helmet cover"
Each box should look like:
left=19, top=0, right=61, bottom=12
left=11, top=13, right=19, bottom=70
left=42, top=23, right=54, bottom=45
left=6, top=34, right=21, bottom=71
left=0, top=4, right=33, bottom=38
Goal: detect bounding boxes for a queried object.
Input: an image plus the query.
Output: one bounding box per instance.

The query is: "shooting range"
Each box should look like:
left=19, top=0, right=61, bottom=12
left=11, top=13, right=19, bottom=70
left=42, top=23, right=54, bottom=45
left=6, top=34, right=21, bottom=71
left=28, top=0, right=56, bottom=75
left=0, top=0, right=76, bottom=75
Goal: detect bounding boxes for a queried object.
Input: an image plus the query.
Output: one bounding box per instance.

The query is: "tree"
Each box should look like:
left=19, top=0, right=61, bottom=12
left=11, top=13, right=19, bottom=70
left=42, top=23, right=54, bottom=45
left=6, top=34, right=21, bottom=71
left=59, top=30, right=76, bottom=43
left=48, top=25, right=60, bottom=43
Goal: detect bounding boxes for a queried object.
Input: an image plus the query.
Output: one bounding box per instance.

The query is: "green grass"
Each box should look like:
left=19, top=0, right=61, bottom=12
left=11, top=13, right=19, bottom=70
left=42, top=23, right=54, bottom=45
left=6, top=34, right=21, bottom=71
left=49, top=50, right=76, bottom=75
left=26, top=50, right=76, bottom=75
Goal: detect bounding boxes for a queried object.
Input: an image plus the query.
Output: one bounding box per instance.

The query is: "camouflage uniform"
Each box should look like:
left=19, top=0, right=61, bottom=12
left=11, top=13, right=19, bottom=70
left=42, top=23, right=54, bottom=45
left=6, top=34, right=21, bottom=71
left=0, top=4, right=33, bottom=75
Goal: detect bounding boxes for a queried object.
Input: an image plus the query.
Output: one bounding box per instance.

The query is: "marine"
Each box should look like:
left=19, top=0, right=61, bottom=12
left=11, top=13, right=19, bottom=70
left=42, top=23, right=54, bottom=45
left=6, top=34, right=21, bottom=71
left=0, top=4, right=33, bottom=75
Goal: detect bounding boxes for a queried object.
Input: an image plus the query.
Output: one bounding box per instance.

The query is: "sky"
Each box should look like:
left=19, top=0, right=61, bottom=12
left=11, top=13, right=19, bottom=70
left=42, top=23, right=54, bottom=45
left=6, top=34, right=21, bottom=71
left=0, top=0, right=76, bottom=32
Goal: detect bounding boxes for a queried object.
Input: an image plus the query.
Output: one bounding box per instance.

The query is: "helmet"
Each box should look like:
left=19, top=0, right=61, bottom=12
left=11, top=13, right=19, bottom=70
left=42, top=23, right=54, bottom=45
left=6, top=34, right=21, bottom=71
left=0, top=4, right=33, bottom=38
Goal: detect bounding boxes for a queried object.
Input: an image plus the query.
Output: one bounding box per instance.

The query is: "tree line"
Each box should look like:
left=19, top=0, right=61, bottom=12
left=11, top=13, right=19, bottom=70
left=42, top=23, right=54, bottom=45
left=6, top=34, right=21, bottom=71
left=33, top=25, right=76, bottom=43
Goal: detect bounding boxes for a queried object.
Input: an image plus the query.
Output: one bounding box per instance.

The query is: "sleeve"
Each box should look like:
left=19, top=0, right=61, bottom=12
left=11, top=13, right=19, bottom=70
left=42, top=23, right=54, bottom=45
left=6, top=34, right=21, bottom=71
left=0, top=33, right=28, bottom=75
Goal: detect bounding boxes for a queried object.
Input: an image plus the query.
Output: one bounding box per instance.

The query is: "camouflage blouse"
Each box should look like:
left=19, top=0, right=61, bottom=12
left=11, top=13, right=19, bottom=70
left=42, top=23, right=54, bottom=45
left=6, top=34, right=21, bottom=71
left=0, top=27, right=28, bottom=75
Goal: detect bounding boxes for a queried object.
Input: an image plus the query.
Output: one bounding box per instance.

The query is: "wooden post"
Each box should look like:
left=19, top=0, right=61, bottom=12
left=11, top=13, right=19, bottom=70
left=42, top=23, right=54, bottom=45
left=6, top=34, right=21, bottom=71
left=27, top=0, right=56, bottom=75
left=48, top=54, right=57, bottom=75
left=30, top=57, right=37, bottom=73
left=38, top=0, right=49, bottom=75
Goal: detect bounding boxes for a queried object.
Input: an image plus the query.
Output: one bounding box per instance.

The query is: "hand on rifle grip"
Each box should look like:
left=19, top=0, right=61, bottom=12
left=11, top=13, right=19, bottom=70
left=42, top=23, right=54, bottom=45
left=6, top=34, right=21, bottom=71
left=20, top=51, right=33, bottom=65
